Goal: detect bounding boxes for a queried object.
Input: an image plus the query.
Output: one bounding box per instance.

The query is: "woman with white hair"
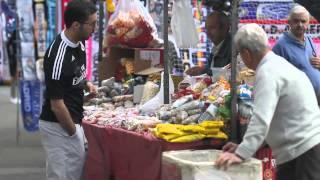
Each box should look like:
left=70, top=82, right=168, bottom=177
left=216, top=23, right=320, bottom=180
left=273, top=5, right=320, bottom=104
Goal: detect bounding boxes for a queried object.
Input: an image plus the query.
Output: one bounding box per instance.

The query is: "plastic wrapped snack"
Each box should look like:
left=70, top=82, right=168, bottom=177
left=106, top=0, right=158, bottom=48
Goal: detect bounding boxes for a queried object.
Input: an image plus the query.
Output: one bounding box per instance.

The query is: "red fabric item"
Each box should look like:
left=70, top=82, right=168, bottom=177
left=82, top=121, right=224, bottom=180
left=255, top=147, right=277, bottom=180
left=83, top=124, right=111, bottom=180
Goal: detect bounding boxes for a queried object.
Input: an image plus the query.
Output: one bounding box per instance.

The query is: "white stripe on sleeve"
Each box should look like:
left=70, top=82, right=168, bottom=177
left=48, top=40, right=56, bottom=58
left=56, top=44, right=68, bottom=80
left=52, top=42, right=67, bottom=80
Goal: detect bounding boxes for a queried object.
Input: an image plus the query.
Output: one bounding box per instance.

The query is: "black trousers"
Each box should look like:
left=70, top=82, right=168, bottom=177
left=277, top=143, right=320, bottom=180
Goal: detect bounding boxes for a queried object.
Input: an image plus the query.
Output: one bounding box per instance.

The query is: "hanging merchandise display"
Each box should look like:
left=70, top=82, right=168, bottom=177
left=16, top=0, right=36, bottom=80
left=170, top=0, right=199, bottom=48
left=106, top=0, right=159, bottom=48
left=179, top=0, right=212, bottom=70
left=86, top=2, right=105, bottom=83
left=34, top=0, right=47, bottom=58
left=46, top=0, right=56, bottom=48
left=0, top=14, right=8, bottom=82
left=56, top=0, right=62, bottom=32
left=19, top=80, right=43, bottom=132
left=0, top=0, right=16, bottom=82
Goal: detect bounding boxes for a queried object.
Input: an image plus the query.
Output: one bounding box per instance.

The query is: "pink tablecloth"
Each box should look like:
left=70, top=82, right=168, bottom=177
left=83, top=121, right=224, bottom=180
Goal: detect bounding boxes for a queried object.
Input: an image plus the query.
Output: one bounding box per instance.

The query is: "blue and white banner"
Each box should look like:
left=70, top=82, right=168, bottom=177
left=17, top=0, right=37, bottom=80
left=19, top=80, right=43, bottom=132
left=240, top=1, right=293, bottom=20
left=46, top=0, right=56, bottom=48
left=34, top=0, right=47, bottom=58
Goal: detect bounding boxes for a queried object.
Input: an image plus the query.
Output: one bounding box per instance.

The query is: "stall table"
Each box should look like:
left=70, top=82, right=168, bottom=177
left=83, top=121, right=224, bottom=180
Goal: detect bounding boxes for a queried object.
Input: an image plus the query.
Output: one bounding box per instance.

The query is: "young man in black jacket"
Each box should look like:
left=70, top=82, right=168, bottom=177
left=39, top=1, right=97, bottom=180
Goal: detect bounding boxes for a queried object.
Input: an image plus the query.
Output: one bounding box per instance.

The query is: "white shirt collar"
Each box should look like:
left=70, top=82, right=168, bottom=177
left=288, top=31, right=305, bottom=46
left=61, top=30, right=79, bottom=48
left=256, top=51, right=273, bottom=71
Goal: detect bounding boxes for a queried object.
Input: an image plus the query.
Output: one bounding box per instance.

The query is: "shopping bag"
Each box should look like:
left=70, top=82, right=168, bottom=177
left=140, top=72, right=174, bottom=113
left=171, top=0, right=199, bottom=48
left=106, top=0, right=158, bottom=48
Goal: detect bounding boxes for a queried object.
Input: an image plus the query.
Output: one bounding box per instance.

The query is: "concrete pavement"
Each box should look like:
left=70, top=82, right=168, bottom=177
left=0, top=86, right=46, bottom=180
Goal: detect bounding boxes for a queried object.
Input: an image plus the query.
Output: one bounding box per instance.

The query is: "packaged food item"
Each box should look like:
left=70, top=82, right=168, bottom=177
left=158, top=111, right=172, bottom=121
left=187, top=109, right=202, bottom=116
left=176, top=111, right=189, bottom=123
left=170, top=134, right=206, bottom=143
left=114, top=101, right=124, bottom=107
left=178, top=100, right=204, bottom=111
left=192, top=81, right=207, bottom=94
left=172, top=95, right=193, bottom=108
left=199, top=121, right=224, bottom=129
left=109, top=89, right=120, bottom=97
left=124, top=100, right=134, bottom=108
left=113, top=95, right=134, bottom=102
left=98, top=86, right=111, bottom=93
left=101, top=77, right=115, bottom=87
left=181, top=114, right=201, bottom=125
left=238, top=84, right=253, bottom=100
left=198, top=104, right=218, bottom=123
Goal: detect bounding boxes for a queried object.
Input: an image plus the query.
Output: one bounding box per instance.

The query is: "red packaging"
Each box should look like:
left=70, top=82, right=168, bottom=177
left=255, top=147, right=277, bottom=180
left=106, top=0, right=158, bottom=48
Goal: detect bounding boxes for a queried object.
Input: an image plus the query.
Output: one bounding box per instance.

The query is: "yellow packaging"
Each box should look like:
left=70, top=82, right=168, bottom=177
left=200, top=121, right=224, bottom=128
left=155, top=124, right=185, bottom=136
left=202, top=129, right=219, bottom=135
left=170, top=134, right=206, bottom=143
left=206, top=132, right=228, bottom=140
left=180, top=124, right=205, bottom=134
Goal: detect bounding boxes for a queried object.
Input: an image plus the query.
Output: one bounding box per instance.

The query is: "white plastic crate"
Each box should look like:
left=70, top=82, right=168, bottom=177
left=162, top=149, right=262, bottom=180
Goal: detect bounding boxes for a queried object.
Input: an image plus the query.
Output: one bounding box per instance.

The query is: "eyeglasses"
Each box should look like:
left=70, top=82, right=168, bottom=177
left=82, top=21, right=97, bottom=28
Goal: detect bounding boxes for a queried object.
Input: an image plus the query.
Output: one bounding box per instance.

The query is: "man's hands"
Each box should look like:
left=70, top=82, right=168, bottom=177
left=85, top=81, right=98, bottom=100
left=222, top=142, right=238, bottom=153
left=50, top=99, right=76, bottom=136
left=215, top=152, right=244, bottom=170
left=311, top=57, right=320, bottom=69
left=215, top=142, right=242, bottom=170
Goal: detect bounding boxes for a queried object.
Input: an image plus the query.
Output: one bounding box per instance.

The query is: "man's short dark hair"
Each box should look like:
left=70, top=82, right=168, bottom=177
left=64, top=0, right=97, bottom=28
left=207, top=11, right=230, bottom=29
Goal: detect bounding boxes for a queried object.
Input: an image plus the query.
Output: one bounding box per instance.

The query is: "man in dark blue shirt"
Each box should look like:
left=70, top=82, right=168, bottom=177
left=273, top=5, right=320, bottom=103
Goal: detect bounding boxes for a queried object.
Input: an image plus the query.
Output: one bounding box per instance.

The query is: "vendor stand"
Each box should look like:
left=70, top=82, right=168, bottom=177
left=82, top=0, right=276, bottom=180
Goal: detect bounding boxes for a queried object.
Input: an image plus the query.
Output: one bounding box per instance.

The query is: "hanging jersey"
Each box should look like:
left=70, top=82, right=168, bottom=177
left=40, top=31, right=87, bottom=124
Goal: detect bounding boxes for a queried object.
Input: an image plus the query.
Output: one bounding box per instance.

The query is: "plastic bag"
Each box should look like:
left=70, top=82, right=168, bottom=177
left=140, top=81, right=159, bottom=105
left=140, top=72, right=174, bottom=113
left=106, top=0, right=158, bottom=48
left=171, top=0, right=199, bottom=48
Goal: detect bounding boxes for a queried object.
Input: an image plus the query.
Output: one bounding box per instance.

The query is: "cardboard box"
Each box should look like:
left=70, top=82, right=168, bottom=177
left=99, top=47, right=163, bottom=81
